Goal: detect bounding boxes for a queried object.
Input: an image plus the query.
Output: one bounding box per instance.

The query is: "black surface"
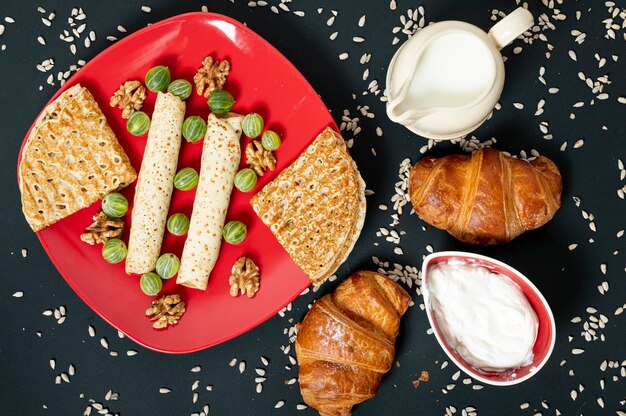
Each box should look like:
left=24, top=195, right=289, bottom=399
left=1, top=1, right=625, bottom=415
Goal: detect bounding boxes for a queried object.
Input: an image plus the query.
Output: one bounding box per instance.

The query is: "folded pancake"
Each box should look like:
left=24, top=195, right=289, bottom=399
left=125, top=92, right=185, bottom=274
left=250, top=127, right=366, bottom=285
left=177, top=113, right=243, bottom=290
left=319, top=152, right=366, bottom=284
left=19, top=84, right=137, bottom=231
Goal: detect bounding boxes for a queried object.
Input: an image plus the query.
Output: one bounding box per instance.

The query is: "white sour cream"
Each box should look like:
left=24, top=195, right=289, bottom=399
left=427, top=260, right=539, bottom=372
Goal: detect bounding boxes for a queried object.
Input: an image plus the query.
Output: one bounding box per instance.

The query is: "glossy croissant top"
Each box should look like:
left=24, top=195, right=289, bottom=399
left=409, top=147, right=562, bottom=244
left=295, top=271, right=411, bottom=416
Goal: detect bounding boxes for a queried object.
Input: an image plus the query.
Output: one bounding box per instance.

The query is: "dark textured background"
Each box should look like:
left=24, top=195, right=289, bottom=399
left=1, top=0, right=625, bottom=415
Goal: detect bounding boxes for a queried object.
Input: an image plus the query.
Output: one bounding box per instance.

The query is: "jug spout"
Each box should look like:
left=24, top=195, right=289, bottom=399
left=385, top=39, right=435, bottom=127
left=386, top=96, right=432, bottom=126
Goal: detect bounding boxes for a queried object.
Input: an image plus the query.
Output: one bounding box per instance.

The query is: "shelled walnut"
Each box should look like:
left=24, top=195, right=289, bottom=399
left=109, top=80, right=147, bottom=119
left=411, top=371, right=430, bottom=389
left=229, top=256, right=260, bottom=298
left=145, top=294, right=186, bottom=329
left=80, top=211, right=124, bottom=245
left=193, top=56, right=230, bottom=98
left=245, top=140, right=276, bottom=176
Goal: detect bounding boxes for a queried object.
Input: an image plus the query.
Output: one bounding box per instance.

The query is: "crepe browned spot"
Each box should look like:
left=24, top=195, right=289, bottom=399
left=19, top=84, right=137, bottom=232
left=250, top=128, right=366, bottom=285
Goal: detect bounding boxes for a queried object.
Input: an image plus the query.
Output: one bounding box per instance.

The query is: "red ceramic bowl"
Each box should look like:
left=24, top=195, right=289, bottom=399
left=421, top=251, right=556, bottom=386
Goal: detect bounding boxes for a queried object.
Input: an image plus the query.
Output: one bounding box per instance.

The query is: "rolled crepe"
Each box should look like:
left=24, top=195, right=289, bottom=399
left=125, top=92, right=185, bottom=274
left=177, top=113, right=243, bottom=290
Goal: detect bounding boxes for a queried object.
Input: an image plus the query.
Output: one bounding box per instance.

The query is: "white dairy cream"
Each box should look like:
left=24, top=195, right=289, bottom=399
left=427, top=260, right=539, bottom=372
left=402, top=33, right=495, bottom=110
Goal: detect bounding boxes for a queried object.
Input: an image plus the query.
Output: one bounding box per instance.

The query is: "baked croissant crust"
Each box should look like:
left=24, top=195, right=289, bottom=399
left=409, top=147, right=562, bottom=245
left=296, top=271, right=411, bottom=416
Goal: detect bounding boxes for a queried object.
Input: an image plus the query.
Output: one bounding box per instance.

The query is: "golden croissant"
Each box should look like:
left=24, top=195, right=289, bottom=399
left=409, top=147, right=562, bottom=245
left=295, top=271, right=411, bottom=416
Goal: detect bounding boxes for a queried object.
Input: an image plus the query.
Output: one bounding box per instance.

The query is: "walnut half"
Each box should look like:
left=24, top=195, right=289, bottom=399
left=412, top=370, right=430, bottom=389
left=193, top=56, right=230, bottom=98
left=245, top=140, right=276, bottom=176
left=145, top=294, right=186, bottom=329
left=80, top=211, right=124, bottom=245
left=229, top=256, right=260, bottom=298
left=110, top=80, right=147, bottom=119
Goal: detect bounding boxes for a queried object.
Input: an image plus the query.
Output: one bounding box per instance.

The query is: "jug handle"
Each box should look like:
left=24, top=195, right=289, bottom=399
left=488, top=7, right=534, bottom=50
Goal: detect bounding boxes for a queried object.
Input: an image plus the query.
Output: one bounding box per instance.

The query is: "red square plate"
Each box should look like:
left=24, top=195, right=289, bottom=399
left=17, top=12, right=336, bottom=353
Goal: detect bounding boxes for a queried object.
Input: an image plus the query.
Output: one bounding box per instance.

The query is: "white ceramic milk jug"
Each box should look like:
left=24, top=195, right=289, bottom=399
left=386, top=7, right=534, bottom=140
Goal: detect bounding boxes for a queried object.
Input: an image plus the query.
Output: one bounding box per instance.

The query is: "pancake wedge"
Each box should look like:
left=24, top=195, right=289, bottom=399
left=19, top=84, right=137, bottom=232
left=316, top=151, right=366, bottom=284
left=250, top=127, right=366, bottom=285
